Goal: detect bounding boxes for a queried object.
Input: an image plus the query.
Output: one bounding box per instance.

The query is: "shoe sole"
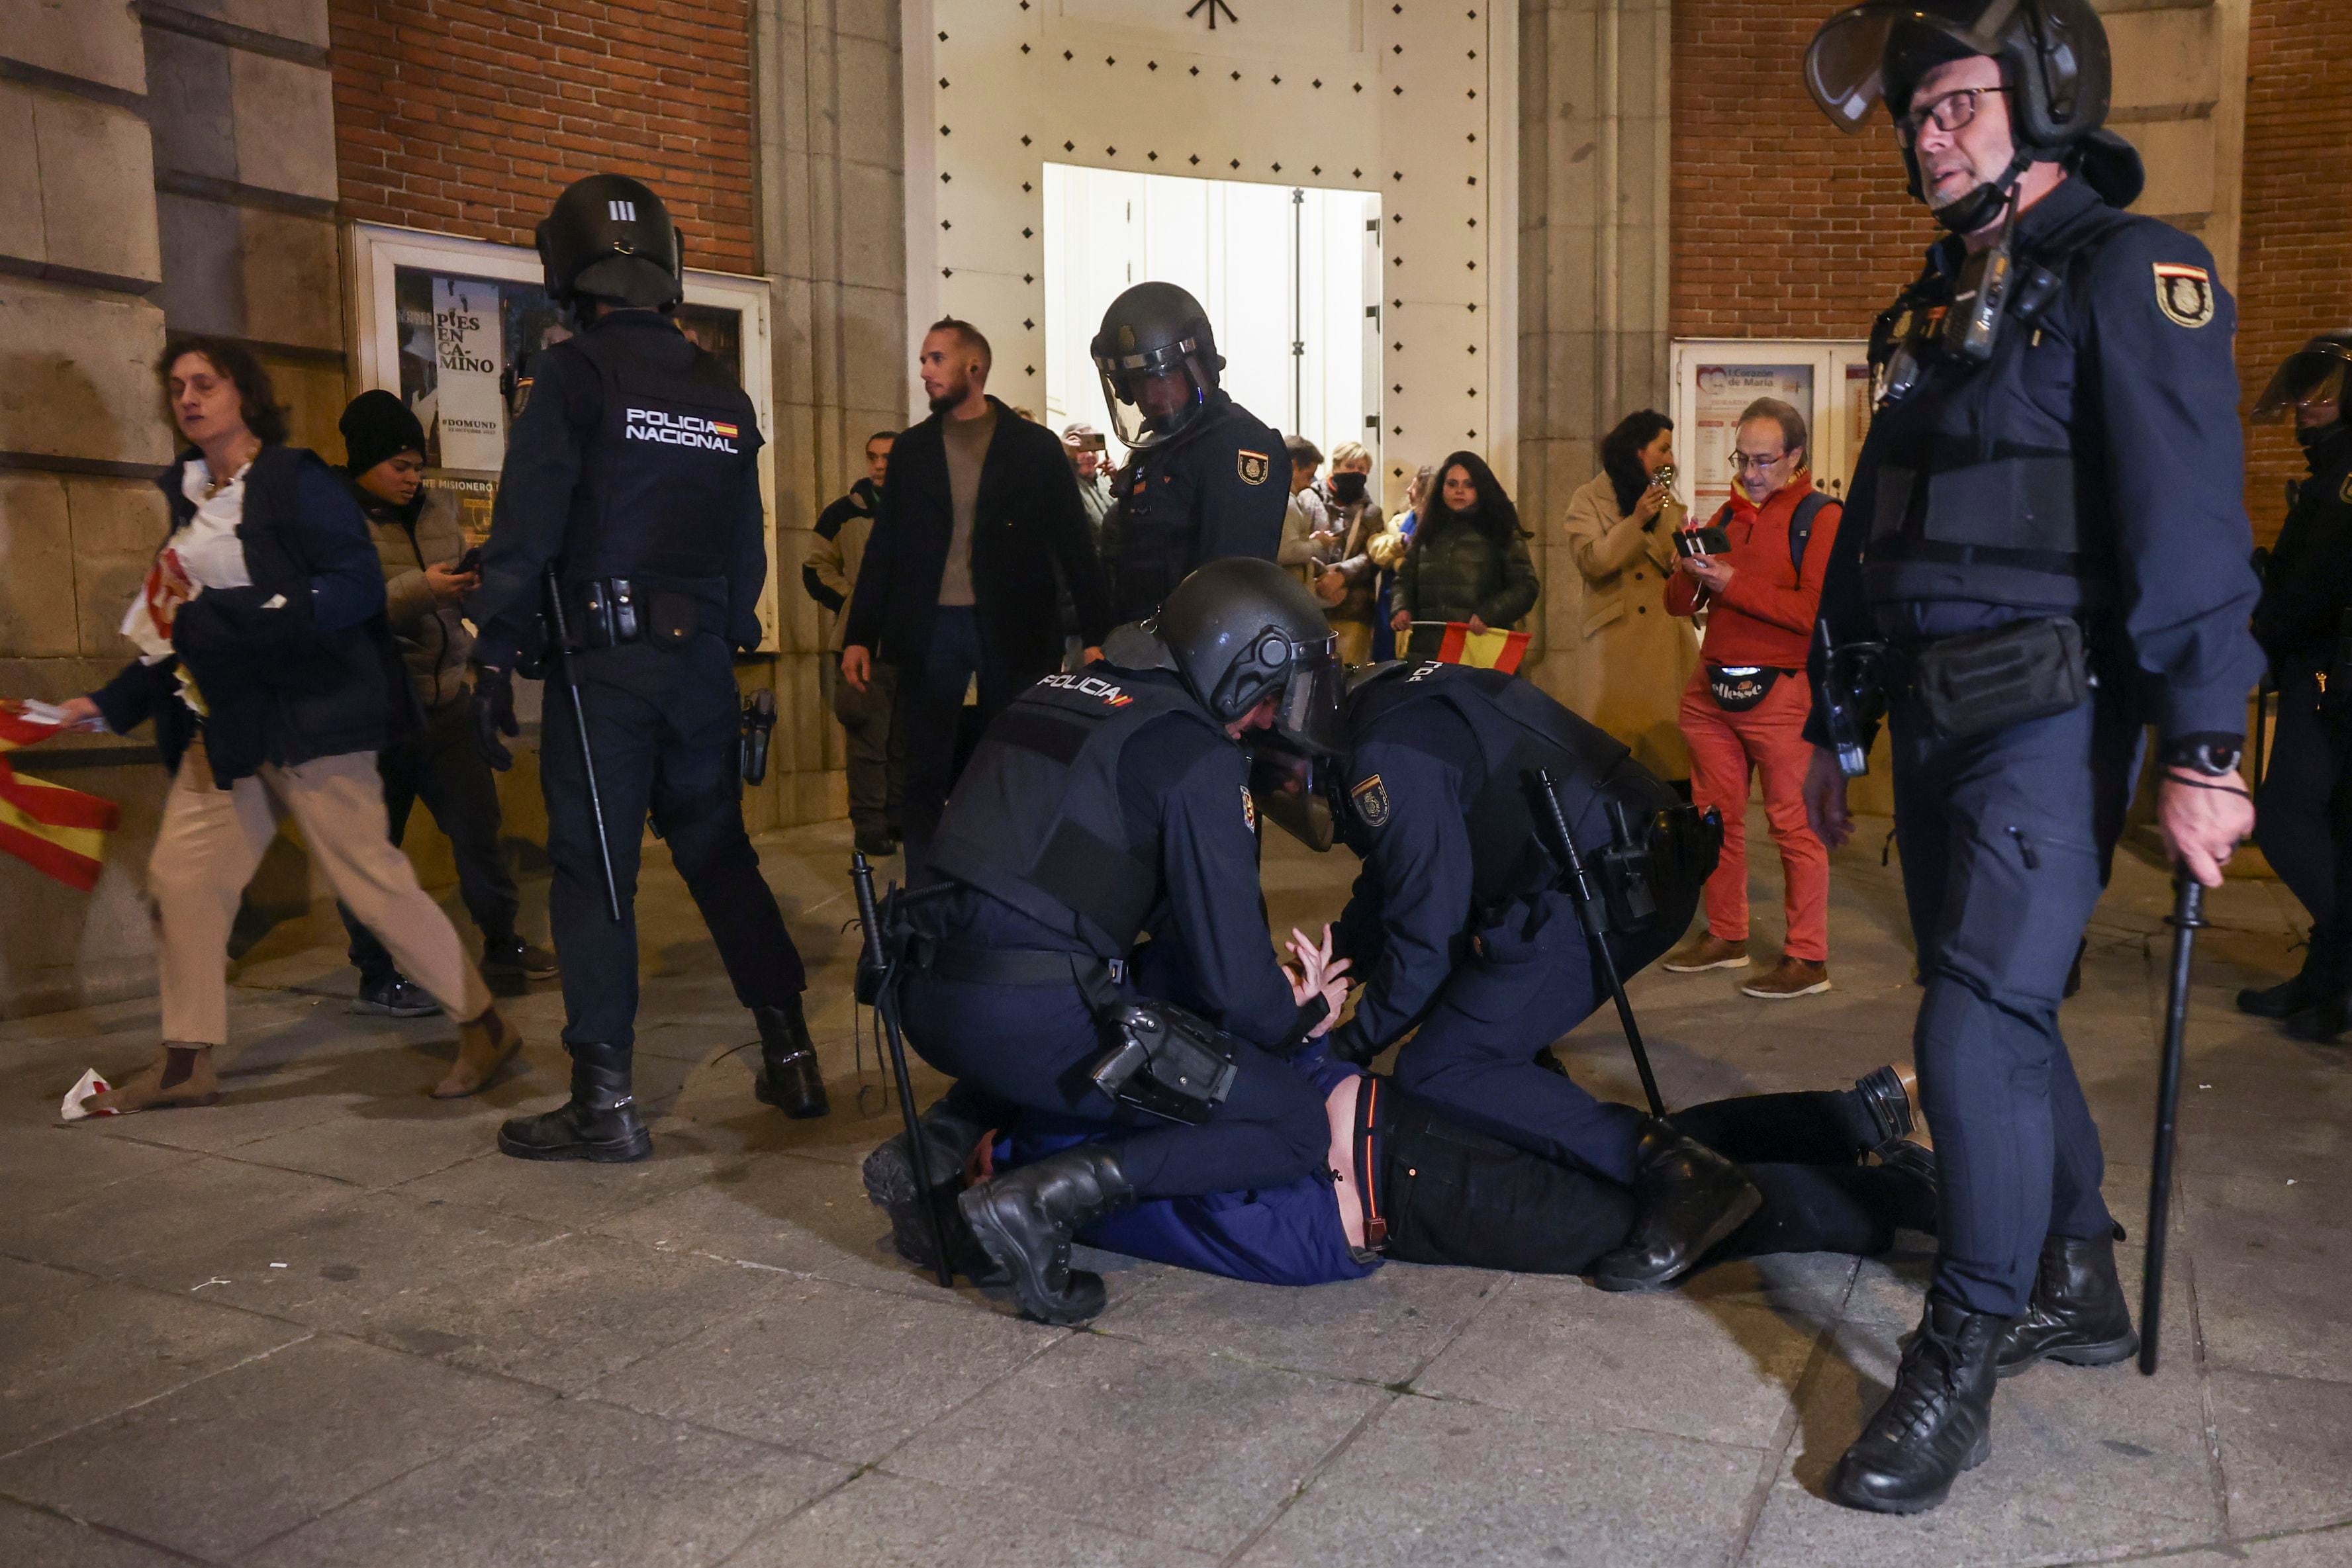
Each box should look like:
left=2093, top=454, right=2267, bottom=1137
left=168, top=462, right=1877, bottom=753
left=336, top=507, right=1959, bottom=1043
left=496, top=1129, right=653, bottom=1162
left=1997, top=1332, right=2140, bottom=1379
left=483, top=962, right=559, bottom=981
left=1827, top=1427, right=1991, bottom=1514
left=353, top=998, right=442, bottom=1018
left=863, top=1139, right=940, bottom=1271
left=1741, top=978, right=1832, bottom=999
left=958, top=1185, right=1101, bottom=1325
left=1591, top=1180, right=1767, bottom=1293
left=1662, top=956, right=1751, bottom=973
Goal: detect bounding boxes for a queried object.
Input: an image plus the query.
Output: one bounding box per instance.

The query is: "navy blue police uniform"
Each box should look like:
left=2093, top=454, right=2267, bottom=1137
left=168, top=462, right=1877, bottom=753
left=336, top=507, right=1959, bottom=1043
left=1807, top=174, right=2264, bottom=1318
left=1104, top=396, right=1292, bottom=623
left=897, top=664, right=1330, bottom=1198
left=1325, top=661, right=1695, bottom=1180
left=2250, top=425, right=2352, bottom=988
left=469, top=310, right=806, bottom=1048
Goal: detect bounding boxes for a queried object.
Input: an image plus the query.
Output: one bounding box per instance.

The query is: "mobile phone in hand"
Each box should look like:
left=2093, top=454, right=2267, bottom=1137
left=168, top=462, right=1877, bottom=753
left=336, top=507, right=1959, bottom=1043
left=457, top=545, right=483, bottom=575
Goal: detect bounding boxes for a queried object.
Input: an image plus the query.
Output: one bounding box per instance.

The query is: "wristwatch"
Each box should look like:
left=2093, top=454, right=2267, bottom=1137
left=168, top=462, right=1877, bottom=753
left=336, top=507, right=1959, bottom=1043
left=2161, top=738, right=2243, bottom=777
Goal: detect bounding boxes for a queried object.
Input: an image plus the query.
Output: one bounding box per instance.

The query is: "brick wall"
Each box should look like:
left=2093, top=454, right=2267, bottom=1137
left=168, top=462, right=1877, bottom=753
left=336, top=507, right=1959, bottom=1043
left=2236, top=0, right=2352, bottom=539
left=1668, top=0, right=1928, bottom=342
left=327, top=0, right=757, bottom=272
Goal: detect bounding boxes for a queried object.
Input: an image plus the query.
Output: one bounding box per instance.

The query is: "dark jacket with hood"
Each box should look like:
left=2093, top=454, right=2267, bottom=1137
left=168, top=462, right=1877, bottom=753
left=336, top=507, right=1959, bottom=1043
left=1395, top=500, right=1540, bottom=631
left=91, top=445, right=399, bottom=784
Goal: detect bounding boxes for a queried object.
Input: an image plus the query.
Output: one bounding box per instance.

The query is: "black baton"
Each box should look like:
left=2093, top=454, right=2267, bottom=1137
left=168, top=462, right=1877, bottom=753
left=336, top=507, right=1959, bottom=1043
left=852, top=852, right=953, bottom=1289
left=1533, top=768, right=1668, bottom=1119
left=2140, top=871, right=2206, bottom=1375
left=542, top=567, right=622, bottom=922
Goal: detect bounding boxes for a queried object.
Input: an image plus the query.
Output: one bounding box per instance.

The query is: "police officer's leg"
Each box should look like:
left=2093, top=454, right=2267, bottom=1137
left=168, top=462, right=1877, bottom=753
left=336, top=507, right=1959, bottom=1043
left=2249, top=659, right=2339, bottom=1013
left=647, top=639, right=824, bottom=1117
left=501, top=661, right=661, bottom=1162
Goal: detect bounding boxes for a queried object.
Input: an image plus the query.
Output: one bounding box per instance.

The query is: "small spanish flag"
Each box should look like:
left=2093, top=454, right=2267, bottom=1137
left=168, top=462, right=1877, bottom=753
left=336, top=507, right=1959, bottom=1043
left=712, top=421, right=739, bottom=438
left=0, top=702, right=120, bottom=892
left=1433, top=622, right=1532, bottom=674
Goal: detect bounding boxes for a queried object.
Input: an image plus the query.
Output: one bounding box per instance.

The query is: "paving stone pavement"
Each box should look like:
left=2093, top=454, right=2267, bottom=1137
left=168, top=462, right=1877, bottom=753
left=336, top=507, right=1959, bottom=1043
left=3, top=813, right=2349, bottom=1567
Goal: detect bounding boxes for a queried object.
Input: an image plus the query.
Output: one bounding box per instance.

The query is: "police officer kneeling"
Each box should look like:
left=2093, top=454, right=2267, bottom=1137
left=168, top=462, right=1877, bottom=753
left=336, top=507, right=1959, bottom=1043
left=468, top=175, right=829, bottom=1162
left=1247, top=658, right=1760, bottom=1292
left=1092, top=283, right=1292, bottom=622
left=1799, top=0, right=2261, bottom=1514
left=890, top=559, right=1351, bottom=1324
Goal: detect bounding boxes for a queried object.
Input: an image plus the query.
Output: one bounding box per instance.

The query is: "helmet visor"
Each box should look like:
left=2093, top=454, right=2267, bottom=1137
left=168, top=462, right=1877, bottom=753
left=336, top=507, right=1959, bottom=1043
left=1270, top=638, right=1348, bottom=759
left=2254, top=345, right=2352, bottom=424
left=1805, top=1, right=2008, bottom=132
left=1095, top=346, right=1214, bottom=451
left=1247, top=743, right=1336, bottom=853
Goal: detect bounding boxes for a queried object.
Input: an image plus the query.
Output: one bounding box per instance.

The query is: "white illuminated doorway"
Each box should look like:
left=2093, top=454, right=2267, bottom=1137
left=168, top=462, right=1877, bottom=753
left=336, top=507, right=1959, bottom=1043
left=1041, top=163, right=1382, bottom=465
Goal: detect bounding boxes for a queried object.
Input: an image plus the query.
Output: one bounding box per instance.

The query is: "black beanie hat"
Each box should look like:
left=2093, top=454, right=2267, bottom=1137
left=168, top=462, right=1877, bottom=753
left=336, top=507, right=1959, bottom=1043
left=338, top=389, right=428, bottom=477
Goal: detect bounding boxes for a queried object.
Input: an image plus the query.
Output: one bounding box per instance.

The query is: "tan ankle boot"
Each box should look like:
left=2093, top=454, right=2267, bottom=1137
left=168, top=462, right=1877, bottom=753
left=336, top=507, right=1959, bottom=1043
left=435, top=1007, right=523, bottom=1099
left=85, top=1044, right=220, bottom=1116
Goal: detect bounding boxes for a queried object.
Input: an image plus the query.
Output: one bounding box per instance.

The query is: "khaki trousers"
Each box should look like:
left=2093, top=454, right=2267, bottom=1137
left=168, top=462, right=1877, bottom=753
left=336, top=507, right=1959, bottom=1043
left=152, top=740, right=491, bottom=1046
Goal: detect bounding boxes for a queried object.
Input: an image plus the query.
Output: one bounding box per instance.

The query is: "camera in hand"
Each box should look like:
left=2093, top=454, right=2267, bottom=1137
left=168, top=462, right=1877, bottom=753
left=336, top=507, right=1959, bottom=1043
left=1674, top=524, right=1731, bottom=559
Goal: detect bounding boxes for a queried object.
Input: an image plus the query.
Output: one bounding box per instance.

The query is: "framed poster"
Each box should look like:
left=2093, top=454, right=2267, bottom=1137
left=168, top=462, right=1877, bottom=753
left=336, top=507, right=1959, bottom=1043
left=348, top=223, right=780, bottom=651
left=1668, top=339, right=1872, bottom=519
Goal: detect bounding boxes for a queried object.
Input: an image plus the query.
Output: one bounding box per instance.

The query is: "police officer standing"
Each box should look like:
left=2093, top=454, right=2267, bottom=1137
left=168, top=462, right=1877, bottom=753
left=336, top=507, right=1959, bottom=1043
left=468, top=175, right=829, bottom=1162
left=2242, top=333, right=2352, bottom=1038
left=885, top=560, right=1352, bottom=1324
left=1248, top=658, right=1763, bottom=1293
left=1091, top=283, right=1292, bottom=622
left=1797, top=1, right=2261, bottom=1512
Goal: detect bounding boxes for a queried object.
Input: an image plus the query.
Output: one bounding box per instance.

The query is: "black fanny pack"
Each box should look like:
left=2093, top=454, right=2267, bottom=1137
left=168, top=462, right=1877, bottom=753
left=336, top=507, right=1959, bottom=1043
left=1707, top=665, right=1785, bottom=712
left=567, top=577, right=709, bottom=652
left=1912, top=617, right=2089, bottom=737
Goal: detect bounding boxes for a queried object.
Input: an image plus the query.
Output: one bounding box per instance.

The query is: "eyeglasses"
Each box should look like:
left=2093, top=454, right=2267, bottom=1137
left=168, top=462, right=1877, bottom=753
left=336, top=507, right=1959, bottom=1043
left=1895, top=85, right=2006, bottom=146
left=1729, top=450, right=1788, bottom=473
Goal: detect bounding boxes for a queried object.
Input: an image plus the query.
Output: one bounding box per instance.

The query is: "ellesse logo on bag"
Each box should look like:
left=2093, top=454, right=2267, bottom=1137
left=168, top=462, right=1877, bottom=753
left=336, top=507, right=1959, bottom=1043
left=624, top=408, right=741, bottom=452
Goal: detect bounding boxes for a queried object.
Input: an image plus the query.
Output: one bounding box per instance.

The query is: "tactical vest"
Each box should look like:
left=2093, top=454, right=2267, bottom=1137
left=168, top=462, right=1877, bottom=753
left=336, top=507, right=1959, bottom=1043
left=1860, top=201, right=2140, bottom=616
left=1344, top=662, right=1675, bottom=921
left=927, top=670, right=1225, bottom=958
left=559, top=326, right=760, bottom=596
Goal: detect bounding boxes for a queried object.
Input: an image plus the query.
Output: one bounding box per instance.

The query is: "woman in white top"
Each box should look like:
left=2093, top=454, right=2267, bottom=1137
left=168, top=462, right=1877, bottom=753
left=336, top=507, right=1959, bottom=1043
left=56, top=339, right=517, bottom=1113
left=1558, top=410, right=1701, bottom=782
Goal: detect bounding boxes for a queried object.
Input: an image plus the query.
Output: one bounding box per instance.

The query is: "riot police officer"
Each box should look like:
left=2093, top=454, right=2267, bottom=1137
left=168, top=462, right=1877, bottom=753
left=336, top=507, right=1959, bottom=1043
left=467, top=175, right=828, bottom=1162
left=2242, top=333, right=2352, bottom=1038
left=1091, top=283, right=1292, bottom=622
left=887, top=559, right=1351, bottom=1324
left=1247, top=659, right=1762, bottom=1293
left=1798, top=0, right=2262, bottom=1513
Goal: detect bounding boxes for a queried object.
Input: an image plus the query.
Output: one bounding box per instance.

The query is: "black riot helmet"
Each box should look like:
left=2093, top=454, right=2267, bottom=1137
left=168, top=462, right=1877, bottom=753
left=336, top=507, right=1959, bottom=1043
left=1140, top=557, right=1346, bottom=755
left=1091, top=281, right=1226, bottom=451
left=538, top=174, right=685, bottom=312
left=1805, top=0, right=2117, bottom=230
left=2254, top=332, right=2352, bottom=439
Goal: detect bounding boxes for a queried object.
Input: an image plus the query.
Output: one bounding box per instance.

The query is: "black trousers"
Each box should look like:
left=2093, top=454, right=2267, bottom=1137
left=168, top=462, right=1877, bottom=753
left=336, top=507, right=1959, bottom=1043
left=896, top=608, right=1034, bottom=882
left=346, top=696, right=520, bottom=980
left=1378, top=1085, right=1932, bottom=1275
left=541, top=636, right=804, bottom=1050
left=2256, top=657, right=2352, bottom=974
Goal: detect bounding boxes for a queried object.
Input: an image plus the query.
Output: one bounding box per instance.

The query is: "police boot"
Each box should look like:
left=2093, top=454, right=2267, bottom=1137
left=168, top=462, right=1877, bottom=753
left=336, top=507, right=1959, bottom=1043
left=1828, top=1296, right=2007, bottom=1514
left=2240, top=940, right=2333, bottom=1019
left=958, top=1146, right=1136, bottom=1325
left=496, top=1042, right=653, bottom=1163
left=1590, top=1119, right=1764, bottom=1293
left=751, top=999, right=829, bottom=1118
left=2283, top=990, right=2352, bottom=1044
left=861, top=1099, right=1005, bottom=1282
left=1996, top=1224, right=2138, bottom=1377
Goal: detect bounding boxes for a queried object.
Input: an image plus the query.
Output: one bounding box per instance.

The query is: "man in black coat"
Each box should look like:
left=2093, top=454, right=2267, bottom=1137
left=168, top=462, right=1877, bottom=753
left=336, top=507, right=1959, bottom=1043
left=841, top=319, right=1114, bottom=876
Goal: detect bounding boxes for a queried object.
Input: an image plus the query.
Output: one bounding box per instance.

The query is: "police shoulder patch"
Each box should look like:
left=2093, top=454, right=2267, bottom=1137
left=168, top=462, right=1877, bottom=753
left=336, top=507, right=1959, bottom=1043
left=1237, top=449, right=1271, bottom=486
left=1241, top=784, right=1257, bottom=833
left=2153, top=263, right=2215, bottom=329
left=1350, top=773, right=1391, bottom=829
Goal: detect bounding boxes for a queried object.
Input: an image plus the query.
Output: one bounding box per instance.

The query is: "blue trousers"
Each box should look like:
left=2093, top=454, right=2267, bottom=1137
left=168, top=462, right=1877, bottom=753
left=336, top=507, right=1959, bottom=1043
left=898, top=608, right=1030, bottom=882
left=900, top=972, right=1331, bottom=1199
left=1891, top=690, right=2130, bottom=1316
left=1388, top=890, right=1648, bottom=1183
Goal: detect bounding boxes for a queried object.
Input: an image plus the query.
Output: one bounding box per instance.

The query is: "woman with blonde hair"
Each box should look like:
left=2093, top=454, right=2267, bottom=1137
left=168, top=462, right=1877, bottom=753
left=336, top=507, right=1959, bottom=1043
left=1558, top=410, right=1700, bottom=782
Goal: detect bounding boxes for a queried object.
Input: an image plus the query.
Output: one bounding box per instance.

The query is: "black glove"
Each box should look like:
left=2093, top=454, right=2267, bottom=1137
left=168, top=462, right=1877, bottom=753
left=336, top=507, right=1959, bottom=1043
left=472, top=663, right=518, bottom=771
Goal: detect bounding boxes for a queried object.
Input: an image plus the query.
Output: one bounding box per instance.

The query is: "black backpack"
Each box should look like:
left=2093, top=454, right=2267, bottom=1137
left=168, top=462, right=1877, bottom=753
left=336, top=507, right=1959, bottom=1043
left=1711, top=490, right=1834, bottom=574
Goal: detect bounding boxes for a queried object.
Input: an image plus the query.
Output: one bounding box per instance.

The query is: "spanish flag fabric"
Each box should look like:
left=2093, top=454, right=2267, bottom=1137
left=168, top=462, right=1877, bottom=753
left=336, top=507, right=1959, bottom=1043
left=0, top=703, right=120, bottom=892
left=1434, top=622, right=1532, bottom=674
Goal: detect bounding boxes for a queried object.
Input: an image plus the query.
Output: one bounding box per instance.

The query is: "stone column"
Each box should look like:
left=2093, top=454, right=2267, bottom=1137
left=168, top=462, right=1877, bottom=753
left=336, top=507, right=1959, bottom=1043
left=1517, top=0, right=1671, bottom=705
left=0, top=0, right=173, bottom=1013
left=748, top=0, right=909, bottom=831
